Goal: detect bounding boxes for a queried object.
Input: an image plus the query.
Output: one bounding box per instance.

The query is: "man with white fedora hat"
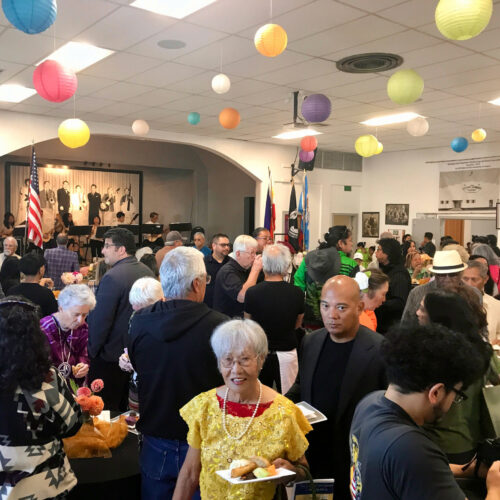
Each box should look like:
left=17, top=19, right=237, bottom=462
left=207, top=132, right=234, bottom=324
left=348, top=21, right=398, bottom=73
left=402, top=250, right=481, bottom=323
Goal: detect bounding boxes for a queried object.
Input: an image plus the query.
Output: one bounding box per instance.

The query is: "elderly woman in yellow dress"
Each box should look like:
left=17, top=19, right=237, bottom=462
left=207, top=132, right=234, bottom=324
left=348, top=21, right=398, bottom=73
left=173, top=319, right=312, bottom=500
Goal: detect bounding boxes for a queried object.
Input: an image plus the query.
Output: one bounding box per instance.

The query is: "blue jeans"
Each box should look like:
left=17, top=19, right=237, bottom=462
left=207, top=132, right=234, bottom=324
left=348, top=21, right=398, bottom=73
left=140, top=435, right=201, bottom=500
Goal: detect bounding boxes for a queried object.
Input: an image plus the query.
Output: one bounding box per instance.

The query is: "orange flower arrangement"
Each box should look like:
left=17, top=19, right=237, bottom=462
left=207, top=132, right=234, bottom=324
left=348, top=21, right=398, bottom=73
left=73, top=379, right=104, bottom=417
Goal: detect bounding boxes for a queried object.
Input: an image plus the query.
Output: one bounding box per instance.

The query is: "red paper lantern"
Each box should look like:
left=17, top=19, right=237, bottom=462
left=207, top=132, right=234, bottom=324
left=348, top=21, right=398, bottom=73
left=300, top=135, right=318, bottom=152
left=33, top=60, right=77, bottom=103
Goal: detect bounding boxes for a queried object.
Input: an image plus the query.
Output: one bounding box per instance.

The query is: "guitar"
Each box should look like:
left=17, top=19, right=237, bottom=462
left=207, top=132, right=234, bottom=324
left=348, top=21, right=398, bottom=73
left=100, top=188, right=120, bottom=211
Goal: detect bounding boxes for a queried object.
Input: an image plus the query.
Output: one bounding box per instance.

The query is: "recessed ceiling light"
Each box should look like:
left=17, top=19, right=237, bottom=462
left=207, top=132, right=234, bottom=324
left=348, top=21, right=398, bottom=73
left=488, top=97, right=500, bottom=106
left=158, top=39, right=186, bottom=49
left=130, top=0, right=217, bottom=19
left=361, top=112, right=422, bottom=126
left=0, top=84, right=37, bottom=103
left=37, top=42, right=114, bottom=72
left=273, top=128, right=322, bottom=140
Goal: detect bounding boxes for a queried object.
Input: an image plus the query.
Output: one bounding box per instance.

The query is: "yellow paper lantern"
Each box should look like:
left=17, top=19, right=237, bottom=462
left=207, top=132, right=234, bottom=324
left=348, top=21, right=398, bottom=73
left=435, top=0, right=492, bottom=41
left=376, top=141, right=383, bottom=155
left=471, top=128, right=487, bottom=142
left=387, top=69, right=424, bottom=105
left=254, top=23, right=287, bottom=57
left=58, top=118, right=90, bottom=149
left=355, top=135, right=379, bottom=158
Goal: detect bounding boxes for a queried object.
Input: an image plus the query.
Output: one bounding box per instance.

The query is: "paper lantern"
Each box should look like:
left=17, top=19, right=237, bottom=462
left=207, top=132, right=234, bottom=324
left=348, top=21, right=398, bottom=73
left=3, top=0, right=57, bottom=34
left=376, top=141, right=383, bottom=155
left=299, top=149, right=314, bottom=162
left=188, top=112, right=200, bottom=125
left=435, top=0, right=492, bottom=41
left=407, top=117, right=429, bottom=137
left=58, top=119, right=90, bottom=149
left=254, top=23, right=287, bottom=57
left=219, top=108, right=240, bottom=129
left=132, top=119, right=149, bottom=136
left=451, top=136, right=468, bottom=153
left=300, top=135, right=318, bottom=152
left=472, top=128, right=487, bottom=142
left=355, top=135, right=379, bottom=158
left=387, top=69, right=424, bottom=105
left=33, top=60, right=77, bottom=103
left=301, top=94, right=331, bottom=123
left=211, top=73, right=231, bottom=94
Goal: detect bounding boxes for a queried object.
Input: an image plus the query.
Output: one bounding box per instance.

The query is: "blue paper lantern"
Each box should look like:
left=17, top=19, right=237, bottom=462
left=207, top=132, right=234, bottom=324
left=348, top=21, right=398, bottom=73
left=3, top=0, right=57, bottom=34
left=188, top=112, right=200, bottom=125
left=451, top=136, right=468, bottom=153
left=301, top=94, right=331, bottom=123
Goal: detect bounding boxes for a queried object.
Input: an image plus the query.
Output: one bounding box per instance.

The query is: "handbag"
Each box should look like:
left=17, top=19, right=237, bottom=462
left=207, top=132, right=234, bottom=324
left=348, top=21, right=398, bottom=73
left=274, top=464, right=317, bottom=500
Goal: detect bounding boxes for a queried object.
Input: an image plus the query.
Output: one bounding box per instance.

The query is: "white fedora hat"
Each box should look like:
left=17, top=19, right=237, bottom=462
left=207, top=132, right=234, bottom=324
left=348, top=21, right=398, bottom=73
left=429, top=250, right=467, bottom=274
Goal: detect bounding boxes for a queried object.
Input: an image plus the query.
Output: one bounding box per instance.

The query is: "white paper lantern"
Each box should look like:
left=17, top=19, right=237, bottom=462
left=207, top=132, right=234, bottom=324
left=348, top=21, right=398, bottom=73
left=132, top=119, right=149, bottom=136
left=211, top=73, right=231, bottom=94
left=407, top=117, right=429, bottom=137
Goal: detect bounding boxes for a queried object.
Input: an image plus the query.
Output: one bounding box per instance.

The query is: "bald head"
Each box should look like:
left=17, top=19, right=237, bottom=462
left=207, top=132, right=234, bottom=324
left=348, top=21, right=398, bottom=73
left=320, top=275, right=363, bottom=342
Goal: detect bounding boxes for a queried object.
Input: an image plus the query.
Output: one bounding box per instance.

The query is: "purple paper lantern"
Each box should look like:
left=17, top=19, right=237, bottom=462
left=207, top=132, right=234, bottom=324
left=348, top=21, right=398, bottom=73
left=299, top=149, right=314, bottom=162
left=301, top=93, right=331, bottom=123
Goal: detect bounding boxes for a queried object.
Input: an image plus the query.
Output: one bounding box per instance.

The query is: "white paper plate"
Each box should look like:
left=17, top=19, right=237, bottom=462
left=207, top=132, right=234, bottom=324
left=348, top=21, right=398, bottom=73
left=216, top=467, right=295, bottom=484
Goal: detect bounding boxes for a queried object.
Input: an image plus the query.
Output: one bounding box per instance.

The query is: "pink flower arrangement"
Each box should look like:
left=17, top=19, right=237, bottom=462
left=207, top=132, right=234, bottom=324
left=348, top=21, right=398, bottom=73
left=76, top=387, right=91, bottom=397
left=91, top=379, right=104, bottom=393
left=75, top=379, right=105, bottom=417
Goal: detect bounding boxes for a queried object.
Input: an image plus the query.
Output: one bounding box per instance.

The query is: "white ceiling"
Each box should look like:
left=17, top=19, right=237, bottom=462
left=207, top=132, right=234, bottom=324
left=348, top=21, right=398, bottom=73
left=2, top=0, right=500, bottom=153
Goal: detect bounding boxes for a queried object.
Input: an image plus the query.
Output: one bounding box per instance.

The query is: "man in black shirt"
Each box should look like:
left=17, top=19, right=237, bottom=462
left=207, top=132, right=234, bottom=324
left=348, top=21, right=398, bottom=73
left=213, top=234, right=262, bottom=317
left=8, top=252, right=58, bottom=318
left=203, top=233, right=230, bottom=308
left=420, top=231, right=436, bottom=257
left=350, top=322, right=498, bottom=500
left=245, top=244, right=304, bottom=393
left=287, top=276, right=386, bottom=500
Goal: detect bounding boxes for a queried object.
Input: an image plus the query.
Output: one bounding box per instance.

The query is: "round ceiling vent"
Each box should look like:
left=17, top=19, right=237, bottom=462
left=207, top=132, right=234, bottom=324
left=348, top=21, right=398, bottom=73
left=158, top=39, right=186, bottom=49
left=336, top=53, right=403, bottom=73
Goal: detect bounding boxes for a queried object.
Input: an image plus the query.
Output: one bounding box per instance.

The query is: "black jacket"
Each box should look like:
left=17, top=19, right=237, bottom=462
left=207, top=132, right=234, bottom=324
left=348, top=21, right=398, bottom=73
left=287, top=326, right=386, bottom=500
left=375, top=261, right=412, bottom=334
left=88, top=256, right=154, bottom=362
left=128, top=300, right=227, bottom=440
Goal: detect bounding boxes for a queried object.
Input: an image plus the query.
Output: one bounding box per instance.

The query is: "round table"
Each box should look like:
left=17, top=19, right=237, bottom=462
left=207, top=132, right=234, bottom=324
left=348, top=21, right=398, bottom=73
left=68, top=430, right=141, bottom=499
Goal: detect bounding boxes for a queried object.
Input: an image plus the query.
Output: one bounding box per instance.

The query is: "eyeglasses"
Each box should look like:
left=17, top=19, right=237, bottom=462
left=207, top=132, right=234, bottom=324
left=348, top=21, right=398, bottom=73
left=217, top=243, right=230, bottom=247
left=450, top=387, right=468, bottom=404
left=103, top=243, right=119, bottom=249
left=241, top=250, right=256, bottom=257
left=256, top=236, right=271, bottom=241
left=220, top=355, right=257, bottom=369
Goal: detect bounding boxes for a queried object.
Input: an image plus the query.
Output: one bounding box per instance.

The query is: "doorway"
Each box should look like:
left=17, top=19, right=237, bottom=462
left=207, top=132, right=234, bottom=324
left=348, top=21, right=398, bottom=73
left=444, top=219, right=464, bottom=245
left=332, top=214, right=358, bottom=250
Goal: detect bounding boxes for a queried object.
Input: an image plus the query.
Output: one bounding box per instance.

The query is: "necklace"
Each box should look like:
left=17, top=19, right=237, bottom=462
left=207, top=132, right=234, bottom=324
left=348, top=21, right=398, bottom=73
left=222, top=380, right=262, bottom=441
left=54, top=316, right=74, bottom=378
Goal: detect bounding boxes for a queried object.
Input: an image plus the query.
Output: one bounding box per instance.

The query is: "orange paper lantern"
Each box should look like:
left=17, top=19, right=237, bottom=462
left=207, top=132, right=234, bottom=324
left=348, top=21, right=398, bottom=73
left=254, top=23, right=287, bottom=57
left=219, top=107, right=240, bottom=129
left=300, top=135, right=318, bottom=152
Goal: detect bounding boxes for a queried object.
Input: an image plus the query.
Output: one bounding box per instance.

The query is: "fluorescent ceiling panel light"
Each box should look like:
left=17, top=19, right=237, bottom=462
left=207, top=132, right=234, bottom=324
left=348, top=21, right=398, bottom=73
left=130, top=0, right=217, bottom=19
left=273, top=129, right=322, bottom=140
left=361, top=112, right=422, bottom=126
left=0, top=84, right=37, bottom=102
left=488, top=97, right=500, bottom=106
left=38, top=42, right=114, bottom=72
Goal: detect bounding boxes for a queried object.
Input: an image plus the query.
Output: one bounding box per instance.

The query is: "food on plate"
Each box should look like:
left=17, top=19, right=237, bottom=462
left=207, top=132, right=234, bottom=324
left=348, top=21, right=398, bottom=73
left=229, top=456, right=276, bottom=480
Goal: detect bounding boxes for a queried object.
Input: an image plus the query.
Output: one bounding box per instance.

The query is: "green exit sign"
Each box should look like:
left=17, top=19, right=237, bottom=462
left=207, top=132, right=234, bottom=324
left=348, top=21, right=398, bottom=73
left=344, top=186, right=352, bottom=191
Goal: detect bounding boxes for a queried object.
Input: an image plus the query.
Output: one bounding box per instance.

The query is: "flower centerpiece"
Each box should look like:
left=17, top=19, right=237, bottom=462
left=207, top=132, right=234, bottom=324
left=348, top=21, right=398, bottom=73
left=63, top=378, right=128, bottom=459
left=61, top=271, right=83, bottom=285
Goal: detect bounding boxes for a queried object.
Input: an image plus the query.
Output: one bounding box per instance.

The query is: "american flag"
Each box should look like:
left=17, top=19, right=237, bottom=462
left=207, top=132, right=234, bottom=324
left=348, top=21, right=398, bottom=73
left=27, top=146, right=43, bottom=248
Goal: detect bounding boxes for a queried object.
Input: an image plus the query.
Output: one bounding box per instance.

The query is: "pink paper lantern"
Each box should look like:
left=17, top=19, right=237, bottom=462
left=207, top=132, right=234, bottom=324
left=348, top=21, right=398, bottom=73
left=33, top=60, right=77, bottom=103
left=300, top=135, right=318, bottom=152
left=299, top=149, right=314, bottom=162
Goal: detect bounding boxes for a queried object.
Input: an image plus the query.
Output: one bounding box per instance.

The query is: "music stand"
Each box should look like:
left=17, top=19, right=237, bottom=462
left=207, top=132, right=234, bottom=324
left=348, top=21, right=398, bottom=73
left=141, top=224, right=163, bottom=235
left=68, top=226, right=92, bottom=236
left=96, top=226, right=112, bottom=238
left=118, top=224, right=140, bottom=235
left=12, top=226, right=27, bottom=255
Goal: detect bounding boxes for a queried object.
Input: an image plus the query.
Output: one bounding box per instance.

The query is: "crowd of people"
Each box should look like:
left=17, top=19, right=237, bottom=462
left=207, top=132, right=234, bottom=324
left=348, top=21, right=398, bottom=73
left=1, top=221, right=500, bottom=500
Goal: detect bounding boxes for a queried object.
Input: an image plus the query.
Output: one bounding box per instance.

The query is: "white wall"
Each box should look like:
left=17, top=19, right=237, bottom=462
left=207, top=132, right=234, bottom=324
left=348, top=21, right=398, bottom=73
left=360, top=141, right=500, bottom=247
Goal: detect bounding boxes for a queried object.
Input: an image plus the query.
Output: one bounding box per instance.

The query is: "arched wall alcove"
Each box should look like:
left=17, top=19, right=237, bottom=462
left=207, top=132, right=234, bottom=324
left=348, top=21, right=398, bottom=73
left=1, top=134, right=258, bottom=240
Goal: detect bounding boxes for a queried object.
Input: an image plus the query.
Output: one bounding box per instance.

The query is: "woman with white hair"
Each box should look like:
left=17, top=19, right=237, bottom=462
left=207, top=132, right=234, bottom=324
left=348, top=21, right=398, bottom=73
left=193, top=231, right=211, bottom=257
left=173, top=319, right=312, bottom=500
left=40, top=284, right=96, bottom=386
left=244, top=244, right=304, bottom=394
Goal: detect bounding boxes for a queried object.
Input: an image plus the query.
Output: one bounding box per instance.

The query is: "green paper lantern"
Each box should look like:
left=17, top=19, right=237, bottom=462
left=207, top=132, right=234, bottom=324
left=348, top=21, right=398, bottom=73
left=435, top=0, right=492, bottom=41
left=355, top=135, right=378, bottom=158
left=387, top=69, right=424, bottom=105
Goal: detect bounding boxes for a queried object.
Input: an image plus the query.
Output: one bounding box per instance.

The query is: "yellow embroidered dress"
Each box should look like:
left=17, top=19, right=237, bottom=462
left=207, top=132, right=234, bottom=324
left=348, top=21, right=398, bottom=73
left=180, top=388, right=312, bottom=500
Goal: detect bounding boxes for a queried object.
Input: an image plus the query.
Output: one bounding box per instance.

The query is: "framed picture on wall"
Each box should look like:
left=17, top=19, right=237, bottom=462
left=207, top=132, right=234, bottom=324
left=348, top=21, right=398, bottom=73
left=362, top=212, right=379, bottom=238
left=385, top=204, right=409, bottom=225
